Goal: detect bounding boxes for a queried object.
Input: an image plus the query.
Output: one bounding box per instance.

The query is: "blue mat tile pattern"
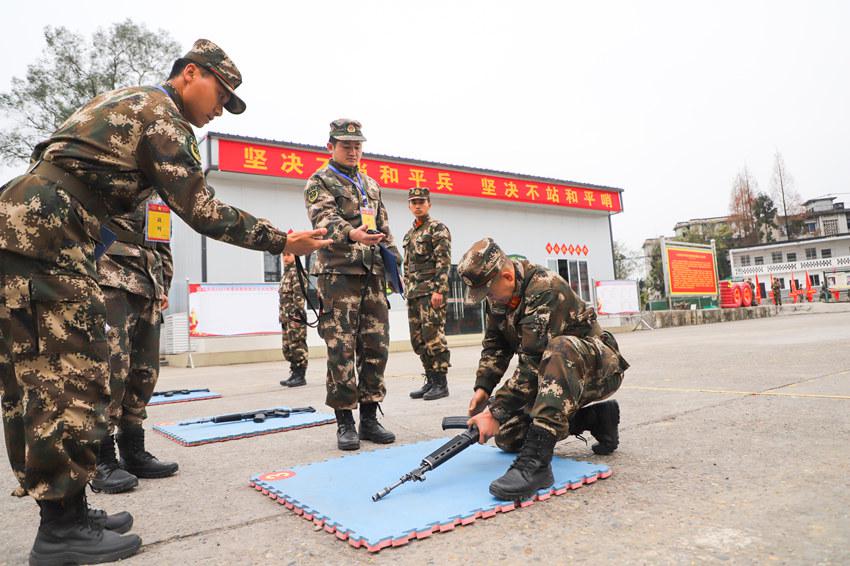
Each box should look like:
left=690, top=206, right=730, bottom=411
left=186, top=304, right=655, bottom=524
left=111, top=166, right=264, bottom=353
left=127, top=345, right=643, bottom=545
left=147, top=390, right=222, bottom=406
left=251, top=438, right=611, bottom=552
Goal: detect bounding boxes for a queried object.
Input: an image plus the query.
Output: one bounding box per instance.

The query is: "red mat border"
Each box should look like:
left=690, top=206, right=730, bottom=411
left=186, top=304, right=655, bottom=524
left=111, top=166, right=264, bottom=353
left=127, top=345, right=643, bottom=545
left=250, top=467, right=612, bottom=552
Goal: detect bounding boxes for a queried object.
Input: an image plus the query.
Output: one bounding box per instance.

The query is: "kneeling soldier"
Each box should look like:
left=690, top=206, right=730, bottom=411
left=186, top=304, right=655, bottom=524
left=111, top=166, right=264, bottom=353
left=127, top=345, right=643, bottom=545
left=461, top=239, right=629, bottom=501
left=403, top=187, right=452, bottom=400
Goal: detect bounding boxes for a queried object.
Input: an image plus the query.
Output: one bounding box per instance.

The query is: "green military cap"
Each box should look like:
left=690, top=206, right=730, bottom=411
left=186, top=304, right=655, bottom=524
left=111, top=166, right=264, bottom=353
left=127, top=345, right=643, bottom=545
left=458, top=238, right=510, bottom=305
left=408, top=187, right=431, bottom=201
left=182, top=39, right=246, bottom=114
left=330, top=118, right=367, bottom=141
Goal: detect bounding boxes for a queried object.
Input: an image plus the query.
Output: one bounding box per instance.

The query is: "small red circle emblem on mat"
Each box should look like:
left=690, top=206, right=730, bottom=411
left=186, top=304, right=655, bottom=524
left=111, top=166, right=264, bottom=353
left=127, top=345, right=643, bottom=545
left=259, top=470, right=296, bottom=481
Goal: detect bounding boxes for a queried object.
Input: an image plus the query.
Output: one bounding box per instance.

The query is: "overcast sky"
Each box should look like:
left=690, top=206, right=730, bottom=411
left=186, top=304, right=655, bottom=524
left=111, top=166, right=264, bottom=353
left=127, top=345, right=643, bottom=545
left=2, top=1, right=849, bottom=256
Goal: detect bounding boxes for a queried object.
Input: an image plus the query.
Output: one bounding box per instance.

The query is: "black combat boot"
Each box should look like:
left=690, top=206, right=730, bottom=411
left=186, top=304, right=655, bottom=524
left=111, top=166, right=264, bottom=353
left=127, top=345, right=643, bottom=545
left=117, top=426, right=179, bottom=479
left=86, top=506, right=134, bottom=534
left=335, top=410, right=360, bottom=451
left=422, top=372, right=449, bottom=401
left=489, top=425, right=556, bottom=501
left=30, top=492, right=142, bottom=566
left=284, top=366, right=307, bottom=387
left=568, top=400, right=620, bottom=455
left=90, top=435, right=138, bottom=494
left=409, top=373, right=433, bottom=399
left=358, top=403, right=396, bottom=444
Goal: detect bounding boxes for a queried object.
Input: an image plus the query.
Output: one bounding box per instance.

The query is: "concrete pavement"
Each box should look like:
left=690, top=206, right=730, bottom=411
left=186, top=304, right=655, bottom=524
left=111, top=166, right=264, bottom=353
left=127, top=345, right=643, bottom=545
left=1, top=310, right=848, bottom=565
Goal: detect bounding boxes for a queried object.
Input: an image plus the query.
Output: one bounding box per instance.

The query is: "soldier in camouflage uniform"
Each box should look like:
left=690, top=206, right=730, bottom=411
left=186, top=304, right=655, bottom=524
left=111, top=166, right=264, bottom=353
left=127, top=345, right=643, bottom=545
left=403, top=187, right=452, bottom=400
left=305, top=119, right=400, bottom=451
left=0, top=39, right=330, bottom=564
left=279, top=253, right=309, bottom=387
left=90, top=194, right=178, bottom=495
left=461, top=238, right=629, bottom=501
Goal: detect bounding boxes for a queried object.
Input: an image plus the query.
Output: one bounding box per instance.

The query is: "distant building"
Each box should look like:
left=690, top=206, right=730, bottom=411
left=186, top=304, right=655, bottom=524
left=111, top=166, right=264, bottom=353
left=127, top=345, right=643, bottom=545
left=673, top=215, right=730, bottom=239
left=799, top=197, right=850, bottom=238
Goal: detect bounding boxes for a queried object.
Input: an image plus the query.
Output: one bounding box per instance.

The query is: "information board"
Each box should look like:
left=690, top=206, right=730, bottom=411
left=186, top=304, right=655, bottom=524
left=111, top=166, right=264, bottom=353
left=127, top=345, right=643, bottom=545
left=595, top=280, right=640, bottom=315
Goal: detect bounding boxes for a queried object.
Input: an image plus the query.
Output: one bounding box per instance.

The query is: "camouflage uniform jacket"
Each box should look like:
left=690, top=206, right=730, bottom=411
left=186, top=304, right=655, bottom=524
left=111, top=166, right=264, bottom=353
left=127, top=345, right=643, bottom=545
left=474, top=260, right=604, bottom=401
left=402, top=216, right=451, bottom=299
left=0, top=83, right=286, bottom=279
left=304, top=160, right=400, bottom=276
left=97, top=195, right=173, bottom=299
left=278, top=263, right=306, bottom=323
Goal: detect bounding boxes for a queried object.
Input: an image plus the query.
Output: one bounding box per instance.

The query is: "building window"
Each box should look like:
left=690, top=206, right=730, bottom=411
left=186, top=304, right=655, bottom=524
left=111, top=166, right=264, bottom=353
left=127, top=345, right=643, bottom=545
left=786, top=252, right=797, bottom=262
left=805, top=222, right=816, bottom=234
left=263, top=251, right=281, bottom=282
left=446, top=265, right=484, bottom=335
left=754, top=256, right=764, bottom=265
left=846, top=213, right=850, bottom=230
left=821, top=248, right=832, bottom=259
left=552, top=259, right=591, bottom=302
left=823, top=219, right=839, bottom=236
left=805, top=248, right=816, bottom=260
left=771, top=252, right=782, bottom=263
left=811, top=274, right=821, bottom=286
left=740, top=255, right=751, bottom=266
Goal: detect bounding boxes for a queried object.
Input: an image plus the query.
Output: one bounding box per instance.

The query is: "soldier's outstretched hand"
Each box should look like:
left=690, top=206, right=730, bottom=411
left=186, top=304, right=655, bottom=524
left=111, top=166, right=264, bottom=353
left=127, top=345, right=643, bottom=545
left=285, top=228, right=332, bottom=255
left=349, top=225, right=385, bottom=245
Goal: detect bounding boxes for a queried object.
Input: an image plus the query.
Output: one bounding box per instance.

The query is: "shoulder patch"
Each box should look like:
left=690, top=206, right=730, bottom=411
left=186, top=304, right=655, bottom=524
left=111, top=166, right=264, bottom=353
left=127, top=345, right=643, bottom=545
left=307, top=187, right=319, bottom=203
left=189, top=139, right=201, bottom=163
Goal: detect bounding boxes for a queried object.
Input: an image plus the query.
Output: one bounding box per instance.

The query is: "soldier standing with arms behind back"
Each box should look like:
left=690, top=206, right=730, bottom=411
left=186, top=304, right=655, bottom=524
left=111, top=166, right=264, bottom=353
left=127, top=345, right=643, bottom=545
left=460, top=239, right=629, bottom=501
left=279, top=252, right=309, bottom=387
left=305, top=119, right=400, bottom=451
left=403, top=187, right=452, bottom=400
left=91, top=195, right=178, bottom=495
left=0, top=39, right=330, bottom=565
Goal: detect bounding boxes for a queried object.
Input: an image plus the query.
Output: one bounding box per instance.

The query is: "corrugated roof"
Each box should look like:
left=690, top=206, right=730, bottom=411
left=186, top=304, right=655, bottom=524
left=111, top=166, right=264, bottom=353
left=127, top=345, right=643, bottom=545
left=205, top=131, right=624, bottom=193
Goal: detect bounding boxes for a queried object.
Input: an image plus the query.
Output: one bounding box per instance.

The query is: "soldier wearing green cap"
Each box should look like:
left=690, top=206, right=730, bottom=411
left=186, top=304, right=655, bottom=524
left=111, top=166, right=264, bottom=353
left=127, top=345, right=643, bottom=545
left=460, top=238, right=629, bottom=501
left=304, top=118, right=401, bottom=451
left=0, top=38, right=331, bottom=564
left=403, top=187, right=452, bottom=400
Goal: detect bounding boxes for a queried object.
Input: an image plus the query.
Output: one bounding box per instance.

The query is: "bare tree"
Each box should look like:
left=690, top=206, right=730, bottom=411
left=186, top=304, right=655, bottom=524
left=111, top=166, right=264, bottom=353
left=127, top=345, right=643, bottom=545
left=729, top=167, right=759, bottom=244
left=613, top=240, right=639, bottom=280
left=0, top=20, right=181, bottom=163
left=770, top=151, right=803, bottom=239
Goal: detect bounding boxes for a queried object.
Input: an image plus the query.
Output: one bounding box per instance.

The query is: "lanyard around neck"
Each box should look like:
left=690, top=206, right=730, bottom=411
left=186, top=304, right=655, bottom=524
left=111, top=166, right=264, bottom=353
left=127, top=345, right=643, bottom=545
left=328, top=163, right=367, bottom=204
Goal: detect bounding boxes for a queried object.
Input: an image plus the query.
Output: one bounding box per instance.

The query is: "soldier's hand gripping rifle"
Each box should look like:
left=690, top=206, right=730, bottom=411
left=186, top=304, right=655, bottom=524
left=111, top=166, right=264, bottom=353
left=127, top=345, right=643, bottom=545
left=372, top=416, right=479, bottom=502
left=179, top=406, right=315, bottom=426
left=152, top=388, right=210, bottom=398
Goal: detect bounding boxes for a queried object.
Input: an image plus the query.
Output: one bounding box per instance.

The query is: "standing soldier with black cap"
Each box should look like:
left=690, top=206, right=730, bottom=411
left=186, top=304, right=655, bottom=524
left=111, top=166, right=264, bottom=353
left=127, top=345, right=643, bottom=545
left=304, top=119, right=400, bottom=451
left=459, top=238, right=629, bottom=501
left=0, top=39, right=330, bottom=565
left=403, top=187, right=452, bottom=400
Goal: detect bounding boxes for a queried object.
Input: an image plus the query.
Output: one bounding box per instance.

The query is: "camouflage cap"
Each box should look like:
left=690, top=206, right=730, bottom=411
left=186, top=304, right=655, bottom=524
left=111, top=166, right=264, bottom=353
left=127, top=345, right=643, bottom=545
left=408, top=187, right=431, bottom=201
left=330, top=119, right=366, bottom=142
left=458, top=238, right=510, bottom=305
left=182, top=39, right=246, bottom=114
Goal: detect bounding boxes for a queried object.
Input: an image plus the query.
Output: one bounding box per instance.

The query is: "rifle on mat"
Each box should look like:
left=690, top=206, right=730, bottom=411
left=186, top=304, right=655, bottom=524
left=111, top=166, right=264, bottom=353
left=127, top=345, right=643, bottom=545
left=179, top=406, right=316, bottom=426
left=372, top=416, right=479, bottom=502
left=152, top=388, right=210, bottom=398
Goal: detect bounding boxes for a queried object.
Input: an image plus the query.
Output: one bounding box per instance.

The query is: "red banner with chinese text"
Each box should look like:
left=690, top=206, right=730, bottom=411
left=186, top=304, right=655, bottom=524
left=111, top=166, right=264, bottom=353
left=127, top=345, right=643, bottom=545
left=216, top=138, right=622, bottom=213
left=666, top=246, right=718, bottom=296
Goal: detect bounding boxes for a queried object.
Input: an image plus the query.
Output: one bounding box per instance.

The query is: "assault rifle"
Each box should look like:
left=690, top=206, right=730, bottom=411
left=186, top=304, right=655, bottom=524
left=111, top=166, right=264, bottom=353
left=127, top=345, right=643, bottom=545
left=152, top=388, right=210, bottom=398
left=372, top=416, right=479, bottom=502
left=179, top=406, right=316, bottom=426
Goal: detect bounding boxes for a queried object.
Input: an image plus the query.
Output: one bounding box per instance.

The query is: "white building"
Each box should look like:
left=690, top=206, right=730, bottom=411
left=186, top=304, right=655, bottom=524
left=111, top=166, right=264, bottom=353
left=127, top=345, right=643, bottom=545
left=729, top=234, right=850, bottom=296
left=165, top=132, right=625, bottom=355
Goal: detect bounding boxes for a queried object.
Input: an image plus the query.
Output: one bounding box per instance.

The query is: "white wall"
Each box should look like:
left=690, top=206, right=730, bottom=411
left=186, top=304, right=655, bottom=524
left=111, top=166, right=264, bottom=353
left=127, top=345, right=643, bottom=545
left=166, top=169, right=617, bottom=343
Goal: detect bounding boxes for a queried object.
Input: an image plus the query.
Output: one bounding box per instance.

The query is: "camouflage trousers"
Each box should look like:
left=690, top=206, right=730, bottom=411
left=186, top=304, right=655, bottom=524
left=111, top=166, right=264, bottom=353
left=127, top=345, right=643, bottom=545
left=281, top=316, right=308, bottom=370
left=493, top=334, right=627, bottom=452
left=317, top=273, right=388, bottom=410
left=406, top=295, right=450, bottom=374
left=104, top=287, right=161, bottom=432
left=0, top=251, right=109, bottom=501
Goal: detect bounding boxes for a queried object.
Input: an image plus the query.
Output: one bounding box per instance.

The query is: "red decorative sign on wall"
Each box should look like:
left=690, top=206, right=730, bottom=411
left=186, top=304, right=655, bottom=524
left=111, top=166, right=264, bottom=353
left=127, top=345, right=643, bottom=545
left=216, top=138, right=622, bottom=213
left=546, top=242, right=589, bottom=256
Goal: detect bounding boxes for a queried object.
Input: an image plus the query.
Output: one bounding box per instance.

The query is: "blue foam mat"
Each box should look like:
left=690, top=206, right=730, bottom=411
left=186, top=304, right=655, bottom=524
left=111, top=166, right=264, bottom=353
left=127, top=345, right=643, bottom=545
left=147, top=390, right=222, bottom=406
left=251, top=438, right=611, bottom=552
left=154, top=407, right=336, bottom=446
